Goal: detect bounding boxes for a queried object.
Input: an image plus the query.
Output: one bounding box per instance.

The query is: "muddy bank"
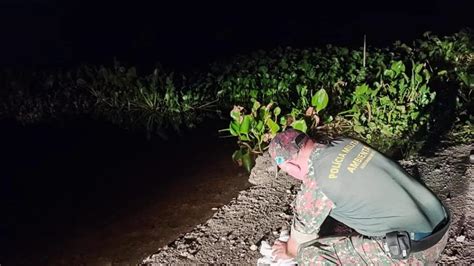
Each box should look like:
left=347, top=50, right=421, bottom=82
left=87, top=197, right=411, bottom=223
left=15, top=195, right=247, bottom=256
left=143, top=142, right=473, bottom=264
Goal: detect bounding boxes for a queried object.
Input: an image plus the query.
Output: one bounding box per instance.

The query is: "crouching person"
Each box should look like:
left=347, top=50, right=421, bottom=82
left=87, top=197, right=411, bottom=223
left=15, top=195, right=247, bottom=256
left=269, top=128, right=450, bottom=265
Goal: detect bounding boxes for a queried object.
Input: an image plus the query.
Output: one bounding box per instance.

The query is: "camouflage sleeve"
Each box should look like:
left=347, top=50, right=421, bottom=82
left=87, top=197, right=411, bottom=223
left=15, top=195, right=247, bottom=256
left=291, top=179, right=334, bottom=245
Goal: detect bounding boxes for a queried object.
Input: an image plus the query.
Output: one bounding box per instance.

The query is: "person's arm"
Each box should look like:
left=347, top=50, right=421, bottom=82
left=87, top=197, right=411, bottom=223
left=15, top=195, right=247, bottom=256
left=273, top=181, right=334, bottom=260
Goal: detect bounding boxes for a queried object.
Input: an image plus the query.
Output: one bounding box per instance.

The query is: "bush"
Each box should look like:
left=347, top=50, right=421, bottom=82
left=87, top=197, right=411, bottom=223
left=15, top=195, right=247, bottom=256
left=221, top=30, right=472, bottom=157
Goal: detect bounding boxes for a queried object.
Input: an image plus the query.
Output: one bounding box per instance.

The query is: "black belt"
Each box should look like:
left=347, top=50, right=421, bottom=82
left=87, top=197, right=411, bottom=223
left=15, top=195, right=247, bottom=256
left=379, top=208, right=451, bottom=259
left=410, top=212, right=450, bottom=252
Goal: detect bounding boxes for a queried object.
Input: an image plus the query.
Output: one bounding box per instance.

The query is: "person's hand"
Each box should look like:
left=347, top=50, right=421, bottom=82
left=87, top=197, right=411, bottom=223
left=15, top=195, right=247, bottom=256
left=272, top=240, right=294, bottom=261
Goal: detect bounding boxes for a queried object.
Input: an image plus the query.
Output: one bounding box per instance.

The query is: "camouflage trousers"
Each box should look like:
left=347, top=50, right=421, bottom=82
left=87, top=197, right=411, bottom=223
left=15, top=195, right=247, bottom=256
left=296, top=229, right=449, bottom=265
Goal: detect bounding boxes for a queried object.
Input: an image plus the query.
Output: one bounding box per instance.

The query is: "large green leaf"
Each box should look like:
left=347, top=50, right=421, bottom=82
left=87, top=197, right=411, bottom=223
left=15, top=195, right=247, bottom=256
left=242, top=151, right=254, bottom=173
left=291, top=119, right=307, bottom=133
left=229, top=121, right=240, bottom=136
left=311, top=88, right=329, bottom=113
left=391, top=61, right=405, bottom=75
left=240, top=115, right=252, bottom=134
left=266, top=119, right=280, bottom=134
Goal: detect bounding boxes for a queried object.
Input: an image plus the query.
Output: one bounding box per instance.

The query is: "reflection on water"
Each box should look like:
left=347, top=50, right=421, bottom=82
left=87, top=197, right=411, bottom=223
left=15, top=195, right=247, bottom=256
left=0, top=118, right=250, bottom=265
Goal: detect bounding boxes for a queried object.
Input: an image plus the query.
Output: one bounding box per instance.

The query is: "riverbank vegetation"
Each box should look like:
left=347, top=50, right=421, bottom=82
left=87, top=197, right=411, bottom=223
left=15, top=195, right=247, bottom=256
left=1, top=30, right=472, bottom=170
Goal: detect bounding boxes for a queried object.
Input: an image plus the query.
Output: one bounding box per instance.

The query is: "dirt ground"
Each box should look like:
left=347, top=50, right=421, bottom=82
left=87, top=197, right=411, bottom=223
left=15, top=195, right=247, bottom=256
left=142, top=142, right=473, bottom=265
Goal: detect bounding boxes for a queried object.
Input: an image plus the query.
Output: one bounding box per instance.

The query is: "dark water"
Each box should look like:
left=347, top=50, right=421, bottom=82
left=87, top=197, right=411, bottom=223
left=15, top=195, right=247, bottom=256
left=0, top=118, right=250, bottom=265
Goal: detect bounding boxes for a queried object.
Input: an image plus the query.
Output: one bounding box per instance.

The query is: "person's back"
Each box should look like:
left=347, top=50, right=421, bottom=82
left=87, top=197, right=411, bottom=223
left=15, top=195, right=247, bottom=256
left=309, top=138, right=446, bottom=238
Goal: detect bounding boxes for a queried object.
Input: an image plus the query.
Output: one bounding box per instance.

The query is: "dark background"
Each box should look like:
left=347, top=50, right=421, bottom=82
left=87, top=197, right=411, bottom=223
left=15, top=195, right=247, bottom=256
left=0, top=1, right=471, bottom=264
left=0, top=0, right=472, bottom=71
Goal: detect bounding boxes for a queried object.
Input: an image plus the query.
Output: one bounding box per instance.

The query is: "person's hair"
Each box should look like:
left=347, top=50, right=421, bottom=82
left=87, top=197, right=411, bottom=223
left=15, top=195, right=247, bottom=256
left=294, top=133, right=309, bottom=150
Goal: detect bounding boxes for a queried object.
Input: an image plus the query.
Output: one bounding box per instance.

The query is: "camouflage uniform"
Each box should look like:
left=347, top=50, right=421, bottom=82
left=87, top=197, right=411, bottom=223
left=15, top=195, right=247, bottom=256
left=296, top=232, right=449, bottom=265
left=268, top=130, right=449, bottom=264
left=291, top=164, right=449, bottom=265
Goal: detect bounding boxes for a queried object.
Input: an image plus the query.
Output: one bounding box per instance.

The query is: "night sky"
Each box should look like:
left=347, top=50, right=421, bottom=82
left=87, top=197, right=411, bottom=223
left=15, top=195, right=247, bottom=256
left=0, top=0, right=472, bottom=71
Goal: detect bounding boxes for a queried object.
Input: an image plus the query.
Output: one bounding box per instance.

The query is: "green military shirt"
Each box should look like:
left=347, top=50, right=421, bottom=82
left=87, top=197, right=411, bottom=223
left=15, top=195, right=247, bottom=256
left=292, top=137, right=446, bottom=241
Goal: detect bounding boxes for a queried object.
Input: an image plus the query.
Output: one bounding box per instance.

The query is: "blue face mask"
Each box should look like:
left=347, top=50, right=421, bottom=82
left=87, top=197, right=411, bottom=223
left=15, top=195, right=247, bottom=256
left=275, top=156, right=286, bottom=165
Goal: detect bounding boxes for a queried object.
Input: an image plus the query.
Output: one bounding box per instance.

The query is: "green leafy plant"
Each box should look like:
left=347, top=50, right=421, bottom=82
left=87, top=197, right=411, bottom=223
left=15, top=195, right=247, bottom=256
left=222, top=101, right=282, bottom=172
left=339, top=60, right=435, bottom=151
left=0, top=30, right=470, bottom=157
left=222, top=87, right=330, bottom=171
